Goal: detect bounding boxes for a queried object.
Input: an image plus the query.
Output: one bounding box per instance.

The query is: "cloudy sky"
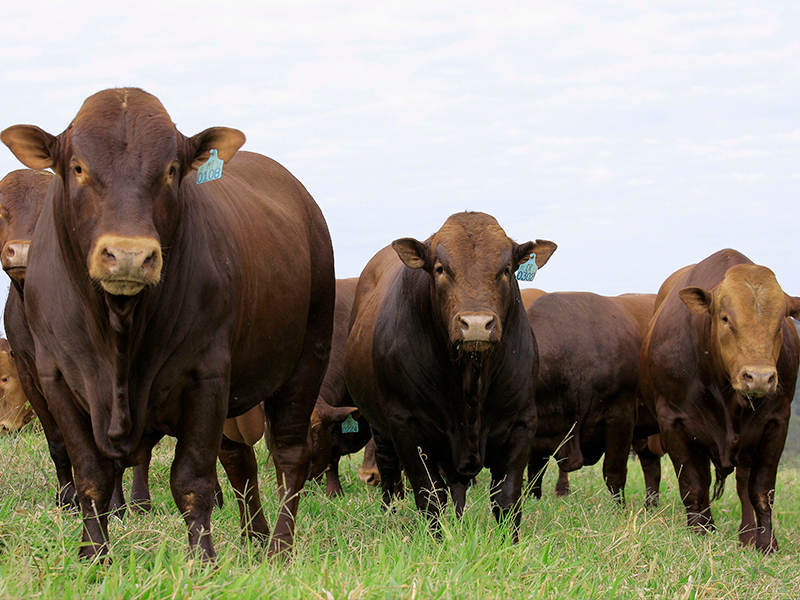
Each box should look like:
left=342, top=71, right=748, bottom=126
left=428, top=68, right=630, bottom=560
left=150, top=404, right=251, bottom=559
left=1, top=1, right=798, bottom=319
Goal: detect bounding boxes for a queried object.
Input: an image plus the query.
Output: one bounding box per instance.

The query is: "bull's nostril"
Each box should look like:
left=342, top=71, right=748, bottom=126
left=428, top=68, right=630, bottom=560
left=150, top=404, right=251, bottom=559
left=485, top=318, right=495, bottom=331
left=744, top=373, right=754, bottom=383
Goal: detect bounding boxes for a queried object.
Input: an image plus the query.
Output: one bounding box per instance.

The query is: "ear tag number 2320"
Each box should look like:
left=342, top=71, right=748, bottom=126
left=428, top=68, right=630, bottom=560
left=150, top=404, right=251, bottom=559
left=197, top=149, right=224, bottom=184
left=516, top=253, right=538, bottom=282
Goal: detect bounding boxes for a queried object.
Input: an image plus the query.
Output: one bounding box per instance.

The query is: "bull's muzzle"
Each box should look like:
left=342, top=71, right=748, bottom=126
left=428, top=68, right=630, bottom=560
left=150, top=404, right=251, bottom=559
left=1, top=241, right=29, bottom=282
left=88, top=234, right=162, bottom=296
left=734, top=366, right=778, bottom=399
left=454, top=312, right=500, bottom=352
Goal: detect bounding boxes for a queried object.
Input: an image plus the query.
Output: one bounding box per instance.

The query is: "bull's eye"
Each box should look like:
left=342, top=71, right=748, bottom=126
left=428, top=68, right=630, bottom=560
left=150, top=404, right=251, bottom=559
left=73, top=165, right=82, bottom=174
left=168, top=166, right=176, bottom=176
left=504, top=266, right=512, bottom=277
left=721, top=315, right=729, bottom=324
left=435, top=265, right=444, bottom=276
left=1, top=377, right=7, bottom=383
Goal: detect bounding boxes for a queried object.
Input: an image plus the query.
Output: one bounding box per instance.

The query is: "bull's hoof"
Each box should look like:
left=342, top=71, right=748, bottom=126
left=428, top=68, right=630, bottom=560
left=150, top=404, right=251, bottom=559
left=58, top=485, right=79, bottom=510
left=79, top=545, right=111, bottom=565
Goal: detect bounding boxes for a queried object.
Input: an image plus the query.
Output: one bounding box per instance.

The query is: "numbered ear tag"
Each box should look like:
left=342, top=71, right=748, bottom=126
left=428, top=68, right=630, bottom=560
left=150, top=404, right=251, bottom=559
left=196, top=149, right=224, bottom=184
left=516, top=253, right=538, bottom=282
left=341, top=414, right=359, bottom=434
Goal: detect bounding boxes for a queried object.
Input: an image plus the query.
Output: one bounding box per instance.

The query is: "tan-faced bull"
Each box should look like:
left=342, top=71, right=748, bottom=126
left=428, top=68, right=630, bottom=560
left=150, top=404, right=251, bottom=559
left=639, top=249, right=800, bottom=554
left=1, top=88, right=335, bottom=562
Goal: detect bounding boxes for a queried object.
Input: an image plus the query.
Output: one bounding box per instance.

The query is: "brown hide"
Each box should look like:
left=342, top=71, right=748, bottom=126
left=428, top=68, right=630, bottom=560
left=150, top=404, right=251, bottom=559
left=1, top=88, right=335, bottom=562
left=639, top=248, right=800, bottom=553
left=526, top=292, right=656, bottom=502
left=519, top=288, right=546, bottom=308
left=0, top=339, right=33, bottom=432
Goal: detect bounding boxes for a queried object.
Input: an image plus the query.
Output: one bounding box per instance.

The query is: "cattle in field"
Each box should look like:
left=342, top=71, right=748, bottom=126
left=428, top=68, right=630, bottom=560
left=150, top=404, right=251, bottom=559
left=307, top=277, right=372, bottom=497
left=0, top=338, right=33, bottom=432
left=526, top=292, right=659, bottom=503
left=1, top=87, right=335, bottom=561
left=639, top=249, right=800, bottom=554
left=0, top=169, right=79, bottom=506
left=344, top=211, right=556, bottom=538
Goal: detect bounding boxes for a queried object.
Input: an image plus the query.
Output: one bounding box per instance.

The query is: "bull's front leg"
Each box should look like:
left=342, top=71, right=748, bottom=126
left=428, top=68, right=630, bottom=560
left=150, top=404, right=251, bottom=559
left=662, top=426, right=714, bottom=532
left=488, top=425, right=533, bottom=543
left=171, top=377, right=227, bottom=562
left=39, top=375, right=116, bottom=561
left=743, top=419, right=787, bottom=554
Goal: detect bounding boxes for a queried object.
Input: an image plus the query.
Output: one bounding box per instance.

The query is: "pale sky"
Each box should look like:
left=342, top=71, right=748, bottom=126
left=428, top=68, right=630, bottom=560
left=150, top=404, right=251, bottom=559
left=1, top=1, right=798, bottom=325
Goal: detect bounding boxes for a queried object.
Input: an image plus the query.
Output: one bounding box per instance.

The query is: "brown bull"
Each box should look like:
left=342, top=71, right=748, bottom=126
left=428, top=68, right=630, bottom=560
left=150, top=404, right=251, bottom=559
left=0, top=339, right=32, bottom=432
left=639, top=249, right=800, bottom=554
left=526, top=292, right=659, bottom=503
left=345, top=211, right=556, bottom=537
left=2, top=88, right=335, bottom=561
left=0, top=169, right=79, bottom=505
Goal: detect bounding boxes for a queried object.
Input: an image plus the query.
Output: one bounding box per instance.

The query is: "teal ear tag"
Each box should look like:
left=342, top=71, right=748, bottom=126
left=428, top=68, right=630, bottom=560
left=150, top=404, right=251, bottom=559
left=341, top=414, right=359, bottom=434
left=196, top=149, right=224, bottom=184
left=516, top=253, right=538, bottom=282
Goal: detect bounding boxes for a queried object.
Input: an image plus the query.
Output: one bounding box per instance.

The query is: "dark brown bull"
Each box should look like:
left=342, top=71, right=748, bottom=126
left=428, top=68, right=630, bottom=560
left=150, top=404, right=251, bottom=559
left=307, top=277, right=372, bottom=497
left=0, top=169, right=79, bottom=505
left=344, top=212, right=556, bottom=537
left=640, top=249, right=800, bottom=554
left=1, top=88, right=335, bottom=561
left=526, top=292, right=658, bottom=503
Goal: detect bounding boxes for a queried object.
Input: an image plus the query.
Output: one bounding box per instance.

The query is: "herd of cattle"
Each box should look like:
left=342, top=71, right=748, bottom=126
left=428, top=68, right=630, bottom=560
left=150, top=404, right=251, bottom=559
left=0, top=87, right=798, bottom=563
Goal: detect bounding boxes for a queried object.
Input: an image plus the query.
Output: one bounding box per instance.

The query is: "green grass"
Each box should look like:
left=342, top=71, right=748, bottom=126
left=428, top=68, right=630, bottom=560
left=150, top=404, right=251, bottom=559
left=1, top=423, right=799, bottom=599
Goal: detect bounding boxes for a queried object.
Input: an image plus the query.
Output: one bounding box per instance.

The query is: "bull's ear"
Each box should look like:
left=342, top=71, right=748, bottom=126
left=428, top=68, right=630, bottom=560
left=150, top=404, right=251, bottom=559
left=392, top=238, right=429, bottom=269
left=185, top=127, right=246, bottom=170
left=678, top=286, right=713, bottom=315
left=786, top=294, right=800, bottom=320
left=517, top=239, right=557, bottom=268
left=1, top=125, right=58, bottom=170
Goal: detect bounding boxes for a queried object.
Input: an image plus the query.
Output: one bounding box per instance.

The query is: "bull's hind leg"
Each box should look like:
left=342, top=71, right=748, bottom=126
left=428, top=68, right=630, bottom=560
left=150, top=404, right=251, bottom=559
left=602, top=407, right=636, bottom=503
left=264, top=278, right=333, bottom=558
left=218, top=435, right=270, bottom=543
left=526, top=452, right=549, bottom=499
left=632, top=437, right=661, bottom=508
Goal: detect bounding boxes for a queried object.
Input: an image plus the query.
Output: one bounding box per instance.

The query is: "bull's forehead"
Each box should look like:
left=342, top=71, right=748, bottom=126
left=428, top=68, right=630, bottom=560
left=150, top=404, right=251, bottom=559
left=0, top=170, right=49, bottom=236
left=70, top=88, right=178, bottom=168
left=431, top=213, right=513, bottom=268
left=717, top=264, right=785, bottom=321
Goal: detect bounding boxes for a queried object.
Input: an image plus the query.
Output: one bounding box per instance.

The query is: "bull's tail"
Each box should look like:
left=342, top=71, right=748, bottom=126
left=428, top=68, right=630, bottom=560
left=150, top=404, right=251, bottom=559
left=712, top=465, right=732, bottom=501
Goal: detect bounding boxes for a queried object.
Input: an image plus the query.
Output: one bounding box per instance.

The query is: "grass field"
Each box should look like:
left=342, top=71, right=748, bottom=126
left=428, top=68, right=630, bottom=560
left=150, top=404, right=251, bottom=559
left=1, top=424, right=799, bottom=599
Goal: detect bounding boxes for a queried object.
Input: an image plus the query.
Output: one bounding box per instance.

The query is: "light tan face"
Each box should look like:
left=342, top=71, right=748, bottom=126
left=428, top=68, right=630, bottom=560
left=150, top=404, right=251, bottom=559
left=679, top=264, right=797, bottom=398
